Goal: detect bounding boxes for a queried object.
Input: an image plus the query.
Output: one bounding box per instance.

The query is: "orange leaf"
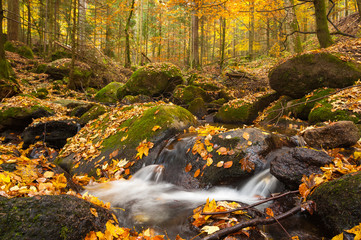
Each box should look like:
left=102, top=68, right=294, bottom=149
left=217, top=161, right=224, bottom=167
left=125, top=169, right=130, bottom=175
left=216, top=147, right=228, bottom=155
left=194, top=169, right=200, bottom=178
left=243, top=132, right=250, bottom=140
left=223, top=161, right=233, bottom=168
left=265, top=208, right=274, bottom=217
left=185, top=163, right=192, bottom=172
left=90, top=207, right=98, bottom=217
left=152, top=125, right=161, bottom=131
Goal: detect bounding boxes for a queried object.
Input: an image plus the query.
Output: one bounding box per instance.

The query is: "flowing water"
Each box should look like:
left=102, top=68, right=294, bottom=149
left=85, top=164, right=281, bottom=238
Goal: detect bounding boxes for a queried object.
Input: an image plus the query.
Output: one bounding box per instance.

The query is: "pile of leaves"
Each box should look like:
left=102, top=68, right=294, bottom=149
left=191, top=198, right=257, bottom=237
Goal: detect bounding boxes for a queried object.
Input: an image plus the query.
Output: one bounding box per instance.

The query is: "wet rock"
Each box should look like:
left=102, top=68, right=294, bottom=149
left=269, top=147, right=333, bottom=190
left=187, top=98, right=207, bottom=119
left=56, top=104, right=198, bottom=177
left=157, top=128, right=294, bottom=188
left=0, top=195, right=116, bottom=240
left=78, top=105, right=108, bottom=126
left=22, top=119, right=80, bottom=149
left=269, top=52, right=361, bottom=98
left=119, top=94, right=153, bottom=105
left=173, top=85, right=212, bottom=105
left=117, top=62, right=184, bottom=100
left=309, top=172, right=361, bottom=237
left=302, top=121, right=360, bottom=149
left=94, top=82, right=123, bottom=104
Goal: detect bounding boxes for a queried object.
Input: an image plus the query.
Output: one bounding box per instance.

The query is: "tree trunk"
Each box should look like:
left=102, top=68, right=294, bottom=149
left=1, top=0, right=11, bottom=78
left=191, top=9, right=200, bottom=68
left=69, top=0, right=78, bottom=90
left=314, top=0, right=333, bottom=48
left=125, top=0, right=135, bottom=68
left=356, top=0, right=361, bottom=18
left=220, top=18, right=226, bottom=69
left=7, top=0, right=20, bottom=41
left=27, top=0, right=32, bottom=46
left=78, top=0, right=86, bottom=51
left=248, top=0, right=255, bottom=60
left=287, top=0, right=303, bottom=53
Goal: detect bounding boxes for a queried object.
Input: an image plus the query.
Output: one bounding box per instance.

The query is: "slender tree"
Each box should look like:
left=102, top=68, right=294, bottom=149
left=313, top=0, right=333, bottom=48
left=125, top=0, right=135, bottom=68
left=0, top=0, right=11, bottom=79
left=7, top=0, right=20, bottom=41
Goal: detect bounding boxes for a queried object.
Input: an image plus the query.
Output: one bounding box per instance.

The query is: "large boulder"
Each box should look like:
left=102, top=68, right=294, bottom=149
left=45, top=58, right=91, bottom=80
left=78, top=105, right=108, bottom=126
left=269, top=52, right=361, bottom=98
left=214, top=91, right=279, bottom=124
left=94, top=82, right=123, bottom=104
left=117, top=62, right=184, bottom=100
left=173, top=85, right=212, bottom=105
left=22, top=118, right=81, bottom=149
left=5, top=41, right=34, bottom=59
left=302, top=121, right=360, bottom=149
left=156, top=127, right=295, bottom=188
left=0, top=195, right=116, bottom=240
left=56, top=103, right=198, bottom=177
left=269, top=147, right=333, bottom=190
left=0, top=96, right=54, bottom=133
left=309, top=172, right=361, bottom=237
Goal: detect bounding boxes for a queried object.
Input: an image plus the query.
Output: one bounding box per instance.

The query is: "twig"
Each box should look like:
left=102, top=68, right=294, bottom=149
left=201, top=190, right=299, bottom=216
left=202, top=203, right=305, bottom=240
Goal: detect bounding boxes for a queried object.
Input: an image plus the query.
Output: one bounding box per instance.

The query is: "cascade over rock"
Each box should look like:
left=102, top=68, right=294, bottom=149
left=56, top=103, right=198, bottom=177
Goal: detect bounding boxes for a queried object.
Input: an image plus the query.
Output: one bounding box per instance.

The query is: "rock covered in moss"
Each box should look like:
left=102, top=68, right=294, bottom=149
left=309, top=172, right=361, bottom=236
left=308, top=86, right=361, bottom=124
left=117, top=62, right=184, bottom=100
left=0, top=78, right=21, bottom=100
left=268, top=147, right=333, bottom=190
left=56, top=103, right=197, bottom=176
left=302, top=121, right=360, bottom=149
left=94, top=82, right=123, bottom=104
left=269, top=52, right=361, bottom=98
left=214, top=91, right=279, bottom=124
left=31, top=88, right=49, bottom=99
left=187, top=98, right=207, bottom=119
left=45, top=58, right=92, bottom=86
left=173, top=85, right=212, bottom=105
left=0, top=195, right=116, bottom=240
left=5, top=41, right=34, bottom=59
left=120, top=94, right=152, bottom=105
left=0, top=96, right=54, bottom=132
left=78, top=105, right=108, bottom=126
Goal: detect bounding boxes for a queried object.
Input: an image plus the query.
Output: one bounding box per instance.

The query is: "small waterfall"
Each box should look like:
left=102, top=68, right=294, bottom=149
left=85, top=164, right=281, bottom=237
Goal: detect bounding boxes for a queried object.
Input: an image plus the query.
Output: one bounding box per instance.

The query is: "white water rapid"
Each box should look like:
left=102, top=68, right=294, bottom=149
left=85, top=164, right=281, bottom=236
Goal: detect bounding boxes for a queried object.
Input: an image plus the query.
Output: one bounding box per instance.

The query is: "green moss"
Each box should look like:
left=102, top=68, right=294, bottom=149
left=51, top=50, right=72, bottom=61
left=79, top=105, right=107, bottom=125
left=32, top=88, right=49, bottom=99
left=308, top=99, right=361, bottom=124
left=60, top=226, right=69, bottom=239
left=215, top=101, right=253, bottom=124
left=259, top=96, right=293, bottom=124
left=290, top=88, right=335, bottom=120
left=4, top=41, right=16, bottom=52
left=18, top=46, right=34, bottom=59
left=103, top=105, right=196, bottom=149
left=0, top=59, right=12, bottom=79
left=94, top=82, right=123, bottom=103
left=173, top=85, right=211, bottom=104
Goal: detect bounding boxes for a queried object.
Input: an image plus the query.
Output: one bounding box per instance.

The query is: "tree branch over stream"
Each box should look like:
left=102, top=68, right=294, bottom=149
left=202, top=202, right=311, bottom=240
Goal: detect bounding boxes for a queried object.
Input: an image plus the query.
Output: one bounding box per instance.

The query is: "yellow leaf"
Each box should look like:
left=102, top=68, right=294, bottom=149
left=152, top=125, right=161, bottom=131
left=44, top=171, right=54, bottom=178
left=136, top=140, right=154, bottom=159
left=201, top=225, right=220, bottom=235
left=121, top=135, right=128, bottom=142
left=243, top=132, right=250, bottom=140
left=345, top=223, right=361, bottom=240
left=331, top=233, right=343, bottom=240
left=206, top=157, right=213, bottom=166
left=0, top=173, right=11, bottom=183
left=90, top=207, right=98, bottom=217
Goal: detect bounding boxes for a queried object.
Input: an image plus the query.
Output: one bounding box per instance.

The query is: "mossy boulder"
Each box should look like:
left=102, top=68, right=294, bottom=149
left=117, top=62, right=184, bottom=100
left=119, top=95, right=152, bottom=105
left=0, top=96, right=54, bottom=132
left=56, top=103, right=197, bottom=177
left=94, top=82, right=123, bottom=104
left=187, top=98, right=207, bottom=119
left=5, top=41, right=34, bottom=59
left=78, top=105, right=108, bottom=126
left=309, top=172, right=361, bottom=237
left=308, top=99, right=361, bottom=124
left=214, top=92, right=280, bottom=124
left=51, top=50, right=72, bottom=61
left=256, top=96, right=293, bottom=125
left=173, top=85, right=212, bottom=105
left=31, top=88, right=49, bottom=99
left=0, top=195, right=116, bottom=240
left=269, top=52, right=361, bottom=98
left=0, top=78, right=21, bottom=100
left=289, top=88, right=335, bottom=120
left=45, top=59, right=92, bottom=85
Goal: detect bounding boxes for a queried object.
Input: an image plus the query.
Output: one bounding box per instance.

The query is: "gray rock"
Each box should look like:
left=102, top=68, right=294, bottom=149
left=302, top=121, right=360, bottom=149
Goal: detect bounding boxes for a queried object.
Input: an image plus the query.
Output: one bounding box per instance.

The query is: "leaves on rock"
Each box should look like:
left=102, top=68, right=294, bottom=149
left=136, top=139, right=154, bottom=159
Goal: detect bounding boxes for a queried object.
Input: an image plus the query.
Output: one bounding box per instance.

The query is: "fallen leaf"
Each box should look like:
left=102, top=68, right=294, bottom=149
left=185, top=163, right=192, bottom=172
left=223, top=161, right=233, bottom=168
left=243, top=132, right=250, bottom=140
left=152, top=125, right=162, bottom=131
left=90, top=207, right=98, bottom=217
left=43, top=171, right=54, bottom=178
left=194, top=169, right=200, bottom=178
left=217, top=161, right=224, bottom=167
left=201, top=226, right=220, bottom=235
